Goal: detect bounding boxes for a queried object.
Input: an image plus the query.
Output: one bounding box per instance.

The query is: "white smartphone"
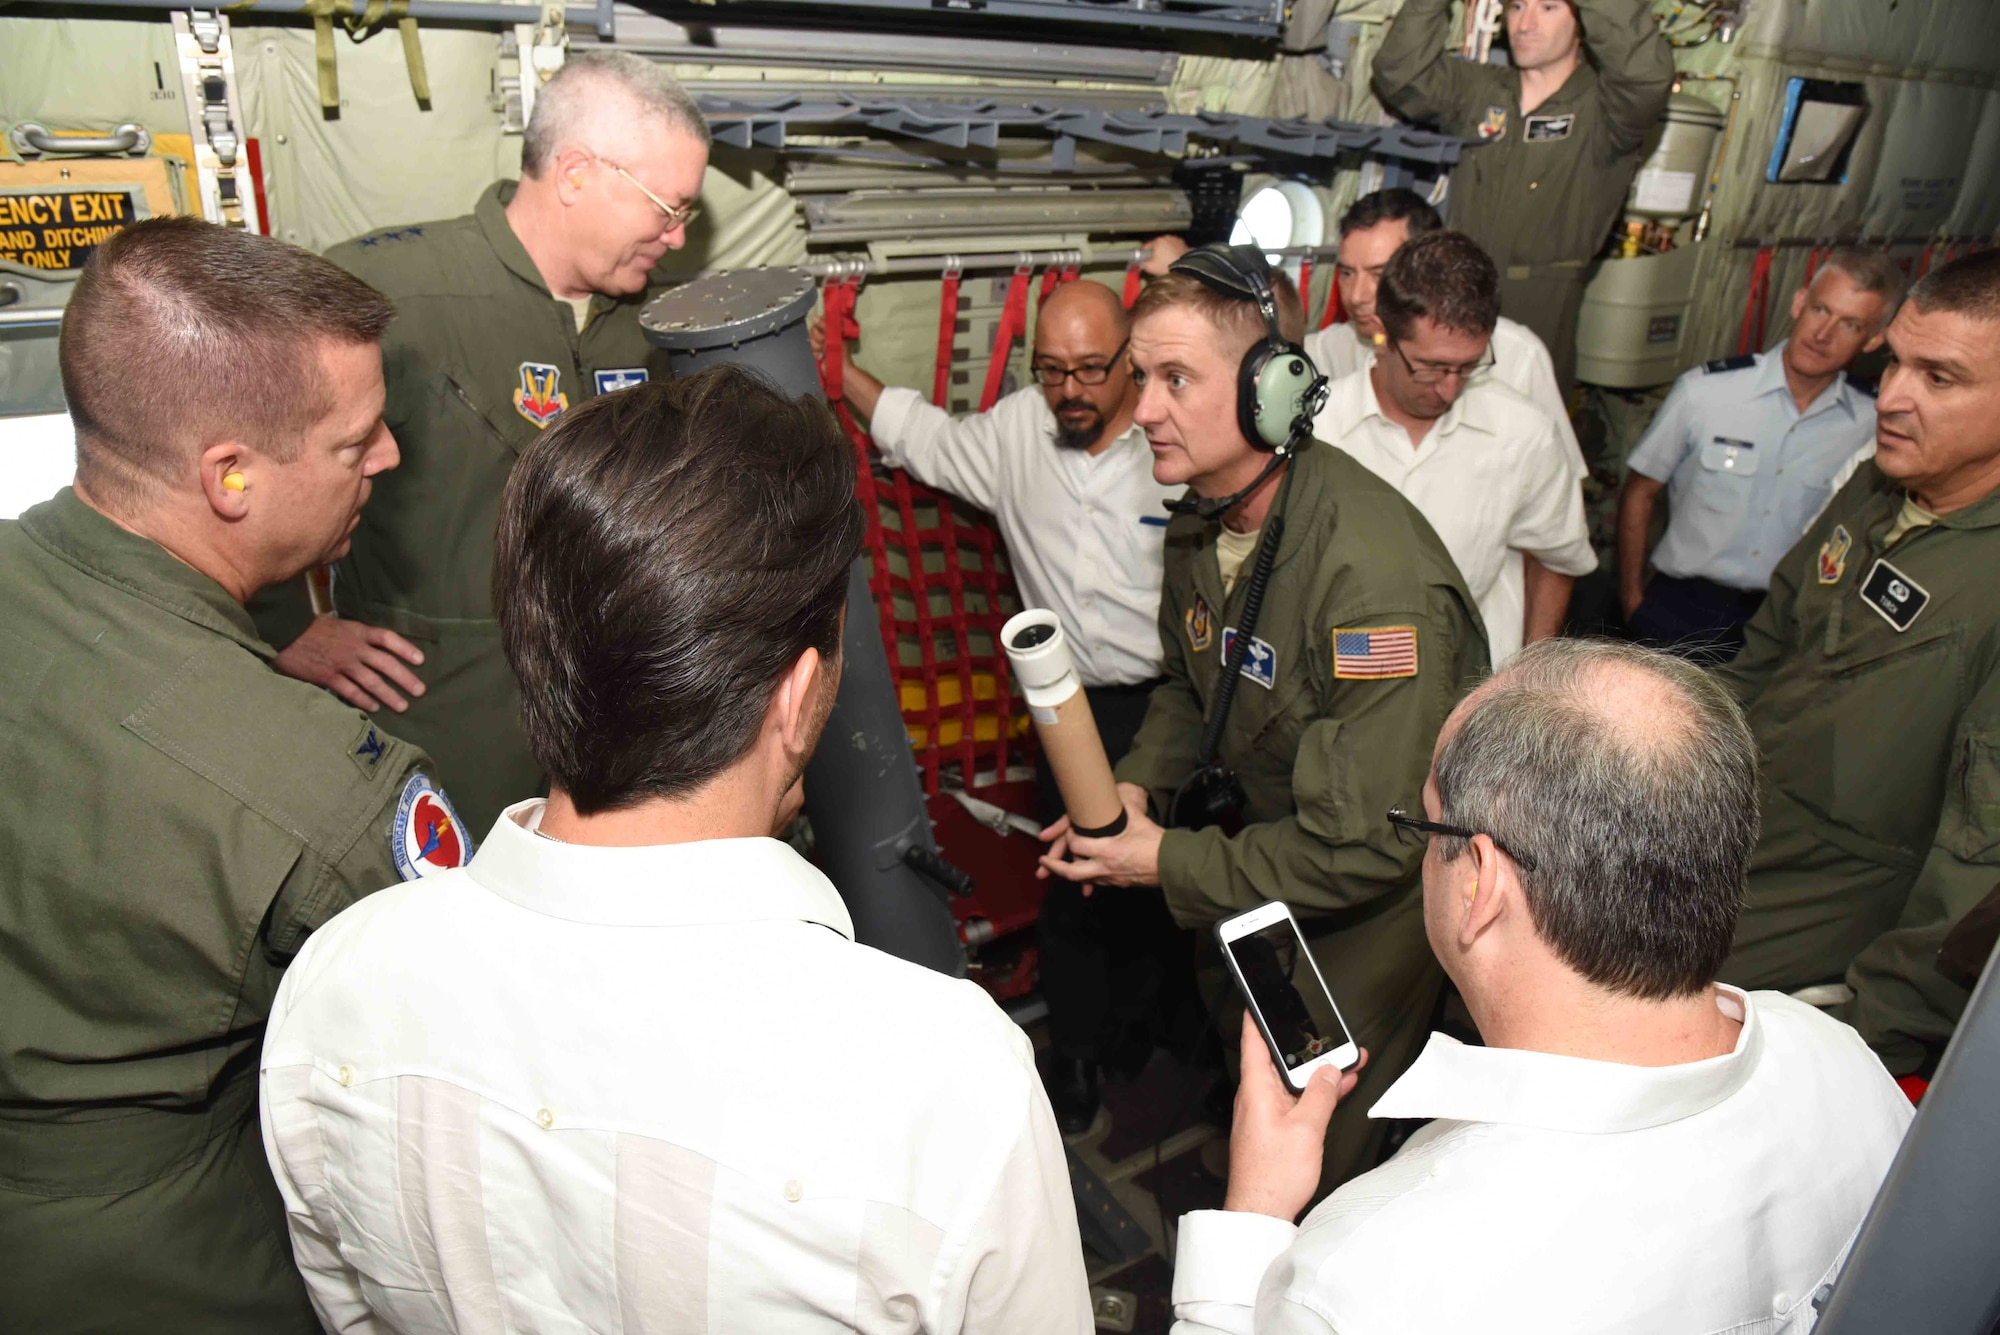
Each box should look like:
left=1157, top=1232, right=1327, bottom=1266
left=1216, top=900, right=1359, bottom=1092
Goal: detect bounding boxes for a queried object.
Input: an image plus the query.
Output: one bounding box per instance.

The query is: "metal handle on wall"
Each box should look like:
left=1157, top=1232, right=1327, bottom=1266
left=9, top=122, right=153, bottom=157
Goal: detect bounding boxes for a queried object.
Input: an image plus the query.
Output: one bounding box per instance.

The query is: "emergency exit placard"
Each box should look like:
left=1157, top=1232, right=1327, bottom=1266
left=0, top=189, right=137, bottom=270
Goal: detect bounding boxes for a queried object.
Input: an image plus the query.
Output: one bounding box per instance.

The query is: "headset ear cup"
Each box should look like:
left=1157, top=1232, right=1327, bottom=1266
left=1237, top=340, right=1276, bottom=450
left=1248, top=344, right=1325, bottom=450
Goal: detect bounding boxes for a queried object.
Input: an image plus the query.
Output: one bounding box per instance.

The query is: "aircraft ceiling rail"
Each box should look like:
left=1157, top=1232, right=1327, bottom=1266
left=702, top=0, right=1284, bottom=39
left=13, top=0, right=552, bottom=23
left=800, top=242, right=1341, bottom=279
left=693, top=92, right=1466, bottom=168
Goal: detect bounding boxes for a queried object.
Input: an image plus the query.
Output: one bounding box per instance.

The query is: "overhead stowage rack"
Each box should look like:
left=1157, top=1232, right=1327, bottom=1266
left=694, top=92, right=1466, bottom=170
left=709, top=0, right=1283, bottom=39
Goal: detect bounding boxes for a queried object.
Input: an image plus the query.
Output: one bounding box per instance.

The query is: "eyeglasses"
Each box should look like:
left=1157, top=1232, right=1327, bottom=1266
left=1031, top=338, right=1130, bottom=388
left=1386, top=339, right=1496, bottom=387
left=596, top=155, right=702, bottom=230
left=1387, top=806, right=1538, bottom=872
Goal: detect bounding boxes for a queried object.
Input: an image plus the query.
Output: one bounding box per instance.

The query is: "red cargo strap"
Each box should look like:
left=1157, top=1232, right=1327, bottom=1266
left=1803, top=244, right=1827, bottom=287
left=1917, top=241, right=1939, bottom=277
left=1896, top=1075, right=1928, bottom=1105
left=817, top=276, right=900, bottom=676
left=1296, top=257, right=1313, bottom=327
left=1318, top=268, right=1343, bottom=330
left=933, top=264, right=961, bottom=408
left=1038, top=264, right=1061, bottom=309
left=981, top=264, right=1033, bottom=412
left=1122, top=260, right=1142, bottom=309
left=1736, top=246, right=1774, bottom=356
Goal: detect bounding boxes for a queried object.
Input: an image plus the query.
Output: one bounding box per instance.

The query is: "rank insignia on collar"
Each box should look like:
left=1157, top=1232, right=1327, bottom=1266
left=1185, top=593, right=1214, bottom=652
left=594, top=367, right=648, bottom=395
left=1859, top=558, right=1930, bottom=633
left=350, top=722, right=387, bottom=777
left=1818, top=524, right=1852, bottom=585
left=1221, top=627, right=1277, bottom=690
left=391, top=773, right=475, bottom=881
left=513, top=361, right=569, bottom=428
left=1478, top=106, right=1508, bottom=140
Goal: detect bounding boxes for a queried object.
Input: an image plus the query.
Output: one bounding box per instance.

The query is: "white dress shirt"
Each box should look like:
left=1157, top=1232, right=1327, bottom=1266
left=870, top=384, right=1180, bottom=687
left=261, top=800, right=1091, bottom=1334
left=1172, top=988, right=1912, bottom=1335
left=1314, top=363, right=1596, bottom=667
left=1303, top=318, right=1585, bottom=479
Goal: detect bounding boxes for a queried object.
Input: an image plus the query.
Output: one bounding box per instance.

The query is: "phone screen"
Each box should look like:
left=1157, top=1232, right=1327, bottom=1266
left=1224, top=917, right=1354, bottom=1071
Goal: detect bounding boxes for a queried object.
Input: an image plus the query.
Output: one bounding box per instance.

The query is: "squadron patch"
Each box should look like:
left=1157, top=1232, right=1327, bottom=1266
left=1185, top=593, right=1215, bottom=652
left=1858, top=558, right=1930, bottom=633
left=1818, top=524, right=1853, bottom=585
left=594, top=367, right=649, bottom=395
left=1525, top=113, right=1575, bottom=142
left=1220, top=628, right=1277, bottom=690
left=1334, top=626, right=1419, bottom=680
left=513, top=362, right=569, bottom=428
left=1478, top=106, right=1509, bottom=141
left=391, top=773, right=475, bottom=881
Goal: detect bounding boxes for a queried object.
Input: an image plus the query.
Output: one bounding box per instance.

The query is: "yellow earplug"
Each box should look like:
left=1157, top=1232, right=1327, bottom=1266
left=222, top=472, right=246, bottom=492
left=1371, top=331, right=1388, bottom=346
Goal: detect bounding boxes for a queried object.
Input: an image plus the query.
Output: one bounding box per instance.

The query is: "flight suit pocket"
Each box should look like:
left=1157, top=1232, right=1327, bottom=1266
left=1825, top=631, right=1960, bottom=852
left=1941, top=735, right=2000, bottom=861
left=442, top=371, right=534, bottom=457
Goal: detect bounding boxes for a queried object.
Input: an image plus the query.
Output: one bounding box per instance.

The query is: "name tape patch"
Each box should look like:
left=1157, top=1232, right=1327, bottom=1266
left=1220, top=627, right=1277, bottom=690
left=1858, top=558, right=1929, bottom=632
left=391, top=773, right=475, bottom=881
left=593, top=367, right=649, bottom=395
left=1525, top=113, right=1575, bottom=142
left=1334, top=626, right=1419, bottom=680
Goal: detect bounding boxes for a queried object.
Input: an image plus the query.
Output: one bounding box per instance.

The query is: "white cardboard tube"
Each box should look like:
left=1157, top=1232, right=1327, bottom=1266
left=1002, top=609, right=1127, bottom=837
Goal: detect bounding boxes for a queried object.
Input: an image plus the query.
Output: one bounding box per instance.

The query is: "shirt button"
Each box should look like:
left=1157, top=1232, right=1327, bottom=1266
left=784, top=1179, right=804, bottom=1202
left=1773, top=1293, right=1790, bottom=1316
left=536, top=1108, right=555, bottom=1129
left=1527, top=181, right=1539, bottom=192
left=337, top=1065, right=354, bottom=1087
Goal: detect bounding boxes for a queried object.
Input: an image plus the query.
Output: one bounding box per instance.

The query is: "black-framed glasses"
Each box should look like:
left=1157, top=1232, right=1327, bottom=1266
left=1031, top=337, right=1129, bottom=388
left=1387, top=806, right=1537, bottom=872
left=1386, top=338, right=1495, bottom=387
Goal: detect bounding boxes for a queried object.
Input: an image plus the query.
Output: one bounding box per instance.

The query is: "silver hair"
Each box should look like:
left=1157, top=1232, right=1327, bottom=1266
left=521, top=50, right=710, bottom=178
left=1816, top=246, right=1908, bottom=327
left=1431, top=638, right=1758, bottom=1000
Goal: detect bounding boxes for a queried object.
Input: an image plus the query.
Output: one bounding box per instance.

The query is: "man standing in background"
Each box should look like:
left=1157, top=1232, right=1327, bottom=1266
left=1373, top=0, right=1674, bottom=391
left=260, top=52, right=709, bottom=835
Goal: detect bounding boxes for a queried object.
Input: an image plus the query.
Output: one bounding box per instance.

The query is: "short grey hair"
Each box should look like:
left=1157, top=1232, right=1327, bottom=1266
left=1818, top=247, right=1907, bottom=325
left=1431, top=639, right=1758, bottom=1000
left=521, top=50, right=710, bottom=178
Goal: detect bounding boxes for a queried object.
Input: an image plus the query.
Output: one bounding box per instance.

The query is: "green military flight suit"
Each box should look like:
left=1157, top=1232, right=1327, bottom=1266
left=1373, top=0, right=1674, bottom=391
left=1116, top=442, right=1488, bottom=1189
left=0, top=490, right=448, bottom=1333
left=300, top=180, right=674, bottom=835
left=1719, top=464, right=2000, bottom=1075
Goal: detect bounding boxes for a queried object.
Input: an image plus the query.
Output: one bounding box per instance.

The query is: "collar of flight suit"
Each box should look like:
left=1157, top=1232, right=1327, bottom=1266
left=17, top=487, right=274, bottom=660
left=1369, top=985, right=1763, bottom=1133
left=1750, top=340, right=1858, bottom=424
left=1518, top=55, right=1599, bottom=121
left=1217, top=430, right=1340, bottom=585
left=464, top=797, right=860, bottom=937
left=1852, top=459, right=2000, bottom=538
left=476, top=179, right=559, bottom=299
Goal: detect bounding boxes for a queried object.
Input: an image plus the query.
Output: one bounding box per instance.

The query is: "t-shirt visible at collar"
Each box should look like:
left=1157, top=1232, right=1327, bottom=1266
left=1216, top=524, right=1262, bottom=595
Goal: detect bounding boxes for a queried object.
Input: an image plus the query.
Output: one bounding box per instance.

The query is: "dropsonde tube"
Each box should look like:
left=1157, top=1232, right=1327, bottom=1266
left=1002, top=609, right=1127, bottom=839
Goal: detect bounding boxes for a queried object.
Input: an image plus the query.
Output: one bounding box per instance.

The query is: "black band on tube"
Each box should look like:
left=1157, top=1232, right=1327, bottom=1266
left=1071, top=809, right=1129, bottom=840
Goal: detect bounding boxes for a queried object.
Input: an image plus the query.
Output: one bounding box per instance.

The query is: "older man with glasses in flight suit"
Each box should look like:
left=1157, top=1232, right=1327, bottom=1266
left=818, top=278, right=1188, bottom=1134
left=254, top=51, right=709, bottom=839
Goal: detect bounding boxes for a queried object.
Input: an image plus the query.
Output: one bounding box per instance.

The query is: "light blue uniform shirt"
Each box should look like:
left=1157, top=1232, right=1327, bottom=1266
left=1627, top=342, right=1876, bottom=592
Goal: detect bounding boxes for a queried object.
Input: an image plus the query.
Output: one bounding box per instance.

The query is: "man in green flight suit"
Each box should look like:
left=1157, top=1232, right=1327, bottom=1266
left=261, top=51, right=709, bottom=834
left=0, top=219, right=466, bottom=1333
left=1373, top=0, right=1674, bottom=392
left=1041, top=248, right=1488, bottom=1190
left=1719, top=249, right=2000, bottom=1077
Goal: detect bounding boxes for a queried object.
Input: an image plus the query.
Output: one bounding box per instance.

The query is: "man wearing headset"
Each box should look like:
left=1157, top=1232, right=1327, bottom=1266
left=1040, top=246, right=1488, bottom=1190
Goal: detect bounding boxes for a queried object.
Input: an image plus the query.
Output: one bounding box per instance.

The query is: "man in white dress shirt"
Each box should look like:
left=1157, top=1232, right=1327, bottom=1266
left=1170, top=638, right=1912, bottom=1335
left=1314, top=230, right=1596, bottom=666
left=261, top=367, right=1093, bottom=1333
left=820, top=276, right=1192, bottom=1135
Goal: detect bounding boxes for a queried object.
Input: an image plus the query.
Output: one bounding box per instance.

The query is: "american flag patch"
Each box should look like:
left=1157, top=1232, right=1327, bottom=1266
left=1333, top=626, right=1418, bottom=680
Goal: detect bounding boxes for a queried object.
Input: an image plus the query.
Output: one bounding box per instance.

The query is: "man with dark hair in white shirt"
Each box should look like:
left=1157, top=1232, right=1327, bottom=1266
left=260, top=366, right=1092, bottom=1333
left=1172, top=638, right=1911, bottom=1335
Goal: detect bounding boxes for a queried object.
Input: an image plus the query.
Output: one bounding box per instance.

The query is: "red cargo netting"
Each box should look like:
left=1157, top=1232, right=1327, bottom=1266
left=815, top=273, right=1032, bottom=797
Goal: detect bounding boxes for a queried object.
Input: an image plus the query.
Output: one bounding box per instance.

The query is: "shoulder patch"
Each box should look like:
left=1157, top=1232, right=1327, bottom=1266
left=391, top=772, right=475, bottom=880
left=1703, top=355, right=1757, bottom=374
left=1185, top=593, right=1215, bottom=652
left=1333, top=626, right=1419, bottom=680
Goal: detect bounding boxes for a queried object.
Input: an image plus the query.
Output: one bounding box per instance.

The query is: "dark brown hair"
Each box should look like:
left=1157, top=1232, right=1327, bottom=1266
left=59, top=216, right=394, bottom=505
left=1908, top=247, right=2000, bottom=324
left=493, top=366, right=863, bottom=814
left=1375, top=229, right=1501, bottom=343
left=1130, top=269, right=1304, bottom=354
left=1339, top=187, right=1442, bottom=241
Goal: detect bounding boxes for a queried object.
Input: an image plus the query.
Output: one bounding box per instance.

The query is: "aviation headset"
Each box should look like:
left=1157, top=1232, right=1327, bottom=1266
left=1168, top=243, right=1329, bottom=453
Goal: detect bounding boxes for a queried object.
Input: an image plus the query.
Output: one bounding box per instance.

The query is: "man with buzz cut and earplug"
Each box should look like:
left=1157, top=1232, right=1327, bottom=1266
left=0, top=218, right=462, bottom=1335
left=1039, top=244, right=1487, bottom=1192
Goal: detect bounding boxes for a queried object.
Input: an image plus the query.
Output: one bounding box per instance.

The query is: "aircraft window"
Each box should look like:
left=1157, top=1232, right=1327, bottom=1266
left=1230, top=181, right=1326, bottom=278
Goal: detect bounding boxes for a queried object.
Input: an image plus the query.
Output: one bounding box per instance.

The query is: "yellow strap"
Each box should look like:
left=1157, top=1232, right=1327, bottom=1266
left=301, top=0, right=340, bottom=115
left=391, top=1, right=432, bottom=108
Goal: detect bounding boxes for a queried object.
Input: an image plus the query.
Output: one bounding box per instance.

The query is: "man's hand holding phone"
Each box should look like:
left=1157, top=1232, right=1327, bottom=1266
left=1225, top=1011, right=1368, bottom=1222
